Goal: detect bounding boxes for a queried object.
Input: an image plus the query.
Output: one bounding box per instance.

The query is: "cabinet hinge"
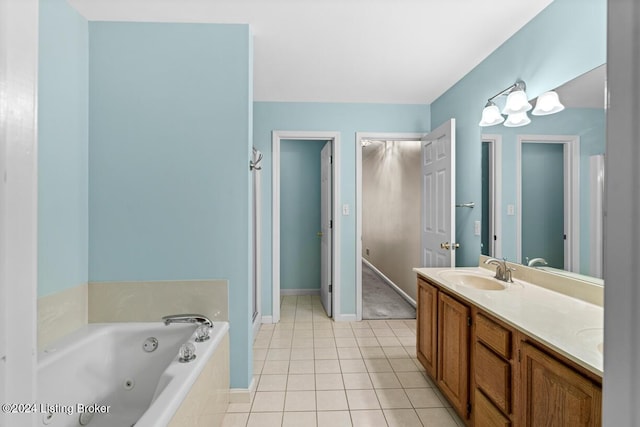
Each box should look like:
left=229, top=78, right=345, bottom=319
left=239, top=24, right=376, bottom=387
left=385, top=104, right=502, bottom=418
left=467, top=316, right=472, bottom=327
left=518, top=349, right=522, bottom=362
left=467, top=402, right=472, bottom=415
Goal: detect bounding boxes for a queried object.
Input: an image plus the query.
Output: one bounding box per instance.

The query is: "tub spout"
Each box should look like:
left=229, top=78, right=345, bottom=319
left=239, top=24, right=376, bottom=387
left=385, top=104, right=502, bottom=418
left=162, top=314, right=213, bottom=328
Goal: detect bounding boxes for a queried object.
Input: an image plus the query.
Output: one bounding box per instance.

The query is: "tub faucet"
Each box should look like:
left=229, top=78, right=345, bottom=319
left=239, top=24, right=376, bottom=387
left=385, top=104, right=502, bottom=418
left=162, top=314, right=213, bottom=328
left=484, top=257, right=515, bottom=283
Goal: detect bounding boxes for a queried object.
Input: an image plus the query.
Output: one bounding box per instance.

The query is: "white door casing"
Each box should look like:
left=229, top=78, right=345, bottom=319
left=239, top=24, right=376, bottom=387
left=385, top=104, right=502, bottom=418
left=421, top=119, right=456, bottom=268
left=320, top=142, right=332, bottom=316
left=481, top=135, right=503, bottom=259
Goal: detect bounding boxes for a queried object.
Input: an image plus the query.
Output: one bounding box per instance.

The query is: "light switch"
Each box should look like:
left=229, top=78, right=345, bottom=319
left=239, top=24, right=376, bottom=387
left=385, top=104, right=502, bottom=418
left=507, top=204, right=515, bottom=216
left=342, top=204, right=350, bottom=215
left=474, top=221, right=481, bottom=236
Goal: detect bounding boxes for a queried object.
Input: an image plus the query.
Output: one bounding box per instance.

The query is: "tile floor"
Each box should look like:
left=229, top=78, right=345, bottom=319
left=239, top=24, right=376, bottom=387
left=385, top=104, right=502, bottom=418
left=222, top=295, right=465, bottom=427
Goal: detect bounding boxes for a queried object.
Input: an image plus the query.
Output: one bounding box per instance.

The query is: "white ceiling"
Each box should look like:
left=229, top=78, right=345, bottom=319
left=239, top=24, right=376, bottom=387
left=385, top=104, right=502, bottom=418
left=69, top=0, right=554, bottom=104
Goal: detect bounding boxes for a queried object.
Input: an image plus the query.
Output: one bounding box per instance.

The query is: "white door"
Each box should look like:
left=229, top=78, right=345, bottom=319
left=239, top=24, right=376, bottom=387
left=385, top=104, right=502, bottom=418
left=422, top=119, right=456, bottom=267
left=320, top=142, right=332, bottom=316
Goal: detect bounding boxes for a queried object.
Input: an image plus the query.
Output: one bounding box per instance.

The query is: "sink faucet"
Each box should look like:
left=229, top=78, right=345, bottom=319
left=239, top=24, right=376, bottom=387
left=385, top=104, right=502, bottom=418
left=527, top=257, right=548, bottom=267
left=162, top=314, right=213, bottom=328
left=484, top=257, right=515, bottom=283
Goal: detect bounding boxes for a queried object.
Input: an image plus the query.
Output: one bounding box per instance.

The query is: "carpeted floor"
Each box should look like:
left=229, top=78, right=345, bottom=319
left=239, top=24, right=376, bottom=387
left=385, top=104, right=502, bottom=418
left=362, top=261, right=416, bottom=320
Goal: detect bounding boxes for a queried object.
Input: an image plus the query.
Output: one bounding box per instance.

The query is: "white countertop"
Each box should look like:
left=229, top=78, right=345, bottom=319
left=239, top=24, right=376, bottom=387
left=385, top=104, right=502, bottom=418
left=414, top=266, right=603, bottom=377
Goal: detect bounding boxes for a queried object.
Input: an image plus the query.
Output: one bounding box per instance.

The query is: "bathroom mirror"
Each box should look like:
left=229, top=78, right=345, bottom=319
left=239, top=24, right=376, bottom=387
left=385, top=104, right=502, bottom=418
left=481, top=64, right=606, bottom=284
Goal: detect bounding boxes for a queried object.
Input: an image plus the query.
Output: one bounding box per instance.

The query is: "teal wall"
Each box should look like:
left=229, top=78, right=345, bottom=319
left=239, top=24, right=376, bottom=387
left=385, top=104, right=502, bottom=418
left=88, top=22, right=253, bottom=388
left=254, top=102, right=430, bottom=316
left=38, top=0, right=89, bottom=297
left=497, top=108, right=606, bottom=272
left=280, top=140, right=326, bottom=291
left=431, top=0, right=607, bottom=267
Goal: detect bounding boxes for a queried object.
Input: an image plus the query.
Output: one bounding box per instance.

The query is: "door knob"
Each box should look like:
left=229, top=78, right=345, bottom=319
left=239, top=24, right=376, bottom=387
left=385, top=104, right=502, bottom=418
left=440, top=242, right=460, bottom=250
left=317, top=232, right=323, bottom=237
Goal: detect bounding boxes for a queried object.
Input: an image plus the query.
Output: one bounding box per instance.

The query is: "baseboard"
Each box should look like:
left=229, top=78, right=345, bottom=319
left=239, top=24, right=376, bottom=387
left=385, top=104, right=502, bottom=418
left=334, top=314, right=358, bottom=322
left=229, top=377, right=257, bottom=404
left=362, top=258, right=417, bottom=308
left=261, top=315, right=274, bottom=324
left=281, top=289, right=320, bottom=296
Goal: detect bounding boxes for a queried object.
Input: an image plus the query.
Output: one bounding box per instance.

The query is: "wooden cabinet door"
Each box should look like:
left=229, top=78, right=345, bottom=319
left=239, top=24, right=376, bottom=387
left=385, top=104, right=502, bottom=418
left=437, top=292, right=470, bottom=418
left=417, top=279, right=438, bottom=379
left=520, top=342, right=602, bottom=427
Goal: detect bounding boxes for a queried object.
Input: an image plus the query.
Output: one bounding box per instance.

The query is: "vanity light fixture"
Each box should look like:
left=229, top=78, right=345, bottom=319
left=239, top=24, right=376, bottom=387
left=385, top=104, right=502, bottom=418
left=502, top=81, right=532, bottom=115
left=478, top=101, right=505, bottom=126
left=532, top=90, right=565, bottom=115
left=504, top=112, right=531, bottom=127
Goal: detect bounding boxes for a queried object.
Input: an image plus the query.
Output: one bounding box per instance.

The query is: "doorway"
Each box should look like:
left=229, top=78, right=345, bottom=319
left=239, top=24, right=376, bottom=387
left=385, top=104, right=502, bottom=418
left=271, top=131, right=340, bottom=323
left=481, top=135, right=502, bottom=258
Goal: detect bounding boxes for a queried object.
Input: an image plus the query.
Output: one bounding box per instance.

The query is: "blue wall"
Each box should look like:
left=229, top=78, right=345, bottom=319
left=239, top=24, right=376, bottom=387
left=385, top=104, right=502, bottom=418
left=38, top=0, right=89, bottom=297
left=431, top=0, right=607, bottom=267
left=88, top=22, right=253, bottom=388
left=280, top=140, right=326, bottom=291
left=254, top=102, right=430, bottom=316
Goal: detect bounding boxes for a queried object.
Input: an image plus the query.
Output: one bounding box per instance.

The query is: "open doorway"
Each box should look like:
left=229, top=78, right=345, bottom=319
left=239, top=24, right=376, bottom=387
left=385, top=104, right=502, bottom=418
left=356, top=133, right=424, bottom=321
left=271, top=131, right=341, bottom=323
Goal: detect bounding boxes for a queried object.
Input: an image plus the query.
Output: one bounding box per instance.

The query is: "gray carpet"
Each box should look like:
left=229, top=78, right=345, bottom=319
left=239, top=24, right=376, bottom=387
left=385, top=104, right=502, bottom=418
left=362, top=262, right=416, bottom=320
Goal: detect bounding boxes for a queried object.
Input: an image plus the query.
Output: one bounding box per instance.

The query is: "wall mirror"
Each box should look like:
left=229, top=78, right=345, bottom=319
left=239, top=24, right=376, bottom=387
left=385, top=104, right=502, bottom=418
left=481, top=64, right=606, bottom=285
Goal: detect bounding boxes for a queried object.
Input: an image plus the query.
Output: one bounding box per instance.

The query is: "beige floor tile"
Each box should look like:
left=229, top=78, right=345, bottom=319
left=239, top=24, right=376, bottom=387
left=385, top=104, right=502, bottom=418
left=253, top=360, right=264, bottom=375
left=432, top=387, right=453, bottom=408
left=333, top=328, right=355, bottom=338
left=283, top=411, right=317, bottom=427
left=369, top=320, right=391, bottom=329
left=405, top=388, right=444, bottom=408
left=294, top=322, right=314, bottom=330
left=350, top=410, right=388, bottom=427
left=395, top=372, right=431, bottom=388
left=373, top=328, right=396, bottom=337
left=314, top=338, right=337, bottom=348
left=335, top=337, right=359, bottom=348
left=364, top=358, right=394, bottom=373
left=338, top=347, right=362, bottom=359
left=356, top=337, right=380, bottom=347
left=398, top=336, right=417, bottom=346
left=316, top=390, right=349, bottom=411
left=253, top=338, right=271, bottom=349
left=315, top=347, right=339, bottom=360
left=382, top=346, right=409, bottom=358
left=225, top=402, right=252, bottom=413
left=340, top=359, right=367, bottom=373
left=351, top=322, right=372, bottom=329
left=317, top=410, right=352, bottom=427
left=315, top=359, right=341, bottom=373
left=376, top=336, right=402, bottom=346
left=316, top=373, right=345, bottom=390
left=222, top=412, right=249, bottom=427
left=253, top=348, right=268, bottom=361
left=359, top=346, right=386, bottom=358
left=262, top=360, right=289, bottom=375
left=266, top=348, right=291, bottom=361
left=375, top=388, right=412, bottom=409
left=289, top=359, right=315, bottom=374
left=389, top=358, right=419, bottom=372
left=285, top=390, right=316, bottom=411
left=394, top=329, right=416, bottom=337
left=332, top=321, right=352, bottom=329
left=247, top=412, right=282, bottom=427
left=342, top=372, right=373, bottom=389
left=293, top=329, right=314, bottom=338
left=314, top=329, right=335, bottom=338
left=415, top=408, right=459, bottom=427
left=403, top=346, right=418, bottom=358
left=353, top=328, right=375, bottom=337
left=271, top=330, right=294, bottom=339
left=447, top=407, right=466, bottom=426
left=257, top=374, right=288, bottom=391
left=287, top=373, right=316, bottom=390
left=369, top=372, right=402, bottom=389
left=290, top=347, right=315, bottom=359
left=383, top=409, right=423, bottom=427
left=251, top=391, right=285, bottom=412
left=346, top=389, right=381, bottom=410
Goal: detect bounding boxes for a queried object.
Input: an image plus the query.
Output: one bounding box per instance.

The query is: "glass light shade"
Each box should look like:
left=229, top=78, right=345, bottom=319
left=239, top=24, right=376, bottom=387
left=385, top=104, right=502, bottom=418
left=479, top=104, right=505, bottom=127
left=502, top=89, right=532, bottom=115
left=504, top=112, right=531, bottom=127
left=532, top=90, right=565, bottom=115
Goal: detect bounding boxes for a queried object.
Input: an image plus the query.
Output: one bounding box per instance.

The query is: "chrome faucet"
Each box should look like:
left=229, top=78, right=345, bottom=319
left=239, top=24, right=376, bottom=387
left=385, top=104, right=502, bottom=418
left=527, top=257, right=548, bottom=267
left=162, top=314, right=213, bottom=328
left=484, top=257, right=516, bottom=283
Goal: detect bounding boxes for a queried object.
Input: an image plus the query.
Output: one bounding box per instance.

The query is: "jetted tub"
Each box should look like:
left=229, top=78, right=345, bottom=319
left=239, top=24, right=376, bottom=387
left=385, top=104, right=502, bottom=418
left=37, top=321, right=229, bottom=427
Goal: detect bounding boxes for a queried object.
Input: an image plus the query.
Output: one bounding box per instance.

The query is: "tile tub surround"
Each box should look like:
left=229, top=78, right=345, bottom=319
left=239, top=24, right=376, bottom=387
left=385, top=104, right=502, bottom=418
left=222, top=295, right=465, bottom=427
left=169, top=333, right=230, bottom=427
left=38, top=283, right=88, bottom=351
left=88, top=280, right=228, bottom=323
left=414, top=266, right=603, bottom=377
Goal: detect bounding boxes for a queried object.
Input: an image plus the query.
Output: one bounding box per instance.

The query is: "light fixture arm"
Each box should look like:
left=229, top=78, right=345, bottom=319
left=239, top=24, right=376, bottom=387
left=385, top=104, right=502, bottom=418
left=485, top=80, right=526, bottom=104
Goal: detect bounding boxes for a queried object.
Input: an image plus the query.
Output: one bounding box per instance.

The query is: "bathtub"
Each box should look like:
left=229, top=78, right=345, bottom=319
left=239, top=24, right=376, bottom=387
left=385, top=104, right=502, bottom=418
left=37, top=321, right=229, bottom=427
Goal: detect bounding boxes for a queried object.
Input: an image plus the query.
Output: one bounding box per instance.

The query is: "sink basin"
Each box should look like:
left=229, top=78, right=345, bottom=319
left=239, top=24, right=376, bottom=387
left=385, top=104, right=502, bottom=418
left=438, top=270, right=507, bottom=291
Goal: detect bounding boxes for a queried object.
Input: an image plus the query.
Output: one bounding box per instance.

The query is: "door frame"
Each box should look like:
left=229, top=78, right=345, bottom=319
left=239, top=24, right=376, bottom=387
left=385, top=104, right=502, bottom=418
left=252, top=148, right=263, bottom=339
left=481, top=134, right=503, bottom=258
left=355, top=132, right=425, bottom=322
left=272, top=131, right=341, bottom=323
left=516, top=134, right=580, bottom=271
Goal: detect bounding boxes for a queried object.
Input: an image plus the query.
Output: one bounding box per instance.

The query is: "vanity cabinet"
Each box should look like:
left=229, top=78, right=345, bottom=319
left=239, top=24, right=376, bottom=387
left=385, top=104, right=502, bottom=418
left=416, top=274, right=602, bottom=427
left=417, top=277, right=471, bottom=421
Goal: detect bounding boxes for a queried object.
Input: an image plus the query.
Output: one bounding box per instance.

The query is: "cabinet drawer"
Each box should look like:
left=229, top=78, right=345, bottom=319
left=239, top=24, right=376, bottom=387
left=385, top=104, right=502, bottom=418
left=475, top=342, right=511, bottom=414
left=476, top=313, right=511, bottom=358
left=475, top=388, right=511, bottom=427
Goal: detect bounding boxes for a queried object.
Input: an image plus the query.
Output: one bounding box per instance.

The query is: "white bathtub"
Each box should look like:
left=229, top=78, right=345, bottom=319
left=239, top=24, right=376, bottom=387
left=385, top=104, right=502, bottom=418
left=37, top=321, right=229, bottom=427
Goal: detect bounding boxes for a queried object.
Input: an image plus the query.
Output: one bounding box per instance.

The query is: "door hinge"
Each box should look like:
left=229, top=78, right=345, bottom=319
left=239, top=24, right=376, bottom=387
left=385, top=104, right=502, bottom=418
left=330, top=155, right=333, bottom=164
left=493, top=235, right=497, bottom=241
left=330, top=220, right=333, bottom=228
left=467, top=316, right=472, bottom=327
left=329, top=284, right=333, bottom=293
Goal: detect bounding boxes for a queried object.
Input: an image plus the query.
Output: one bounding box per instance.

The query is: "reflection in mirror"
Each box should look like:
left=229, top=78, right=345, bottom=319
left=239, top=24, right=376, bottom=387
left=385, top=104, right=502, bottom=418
left=481, top=64, right=606, bottom=284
